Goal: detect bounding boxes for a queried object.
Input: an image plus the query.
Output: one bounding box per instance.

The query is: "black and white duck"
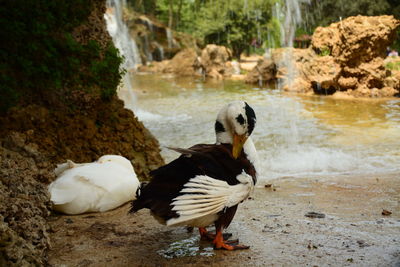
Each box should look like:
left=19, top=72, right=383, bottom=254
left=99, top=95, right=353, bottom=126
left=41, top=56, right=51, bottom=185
left=131, top=101, right=258, bottom=250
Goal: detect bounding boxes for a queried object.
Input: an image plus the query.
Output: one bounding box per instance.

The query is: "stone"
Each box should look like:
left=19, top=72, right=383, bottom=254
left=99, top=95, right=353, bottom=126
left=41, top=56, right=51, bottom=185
left=199, top=44, right=234, bottom=78
left=245, top=58, right=276, bottom=85
left=310, top=15, right=400, bottom=97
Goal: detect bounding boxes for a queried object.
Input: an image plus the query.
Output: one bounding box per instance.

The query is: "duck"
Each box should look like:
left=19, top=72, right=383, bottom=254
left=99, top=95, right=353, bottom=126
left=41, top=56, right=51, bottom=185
left=131, top=101, right=258, bottom=250
left=48, top=155, right=139, bottom=215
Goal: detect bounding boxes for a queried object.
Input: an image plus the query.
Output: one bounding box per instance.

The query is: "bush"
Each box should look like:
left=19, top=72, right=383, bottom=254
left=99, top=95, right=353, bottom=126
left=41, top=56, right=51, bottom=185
left=0, top=0, right=123, bottom=112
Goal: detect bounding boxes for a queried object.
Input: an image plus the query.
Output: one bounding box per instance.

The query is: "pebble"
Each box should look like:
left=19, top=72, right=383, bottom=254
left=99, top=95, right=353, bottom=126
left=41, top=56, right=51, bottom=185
left=305, top=212, right=326, bottom=218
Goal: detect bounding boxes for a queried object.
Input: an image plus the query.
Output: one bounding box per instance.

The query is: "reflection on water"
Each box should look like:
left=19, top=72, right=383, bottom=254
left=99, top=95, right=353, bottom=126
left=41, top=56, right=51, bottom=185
left=157, top=235, right=214, bottom=259
left=132, top=74, right=400, bottom=181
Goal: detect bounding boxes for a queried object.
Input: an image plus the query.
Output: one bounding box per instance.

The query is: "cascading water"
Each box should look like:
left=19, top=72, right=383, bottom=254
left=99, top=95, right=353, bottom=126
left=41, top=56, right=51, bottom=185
left=269, top=0, right=310, bottom=89
left=166, top=28, right=174, bottom=49
left=104, top=0, right=141, bottom=110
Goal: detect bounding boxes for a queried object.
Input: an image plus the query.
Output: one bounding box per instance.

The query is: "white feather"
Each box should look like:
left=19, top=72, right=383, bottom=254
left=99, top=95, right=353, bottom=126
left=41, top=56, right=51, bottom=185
left=166, top=171, right=254, bottom=226
left=48, top=155, right=139, bottom=214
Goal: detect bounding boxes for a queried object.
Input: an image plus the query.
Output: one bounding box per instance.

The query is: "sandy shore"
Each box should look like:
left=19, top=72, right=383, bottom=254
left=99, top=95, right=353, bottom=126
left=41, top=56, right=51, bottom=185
left=48, top=173, right=400, bottom=266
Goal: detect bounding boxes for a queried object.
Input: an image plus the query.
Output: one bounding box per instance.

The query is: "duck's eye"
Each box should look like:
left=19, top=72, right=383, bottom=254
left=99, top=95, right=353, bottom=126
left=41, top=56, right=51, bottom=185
left=236, top=114, right=246, bottom=125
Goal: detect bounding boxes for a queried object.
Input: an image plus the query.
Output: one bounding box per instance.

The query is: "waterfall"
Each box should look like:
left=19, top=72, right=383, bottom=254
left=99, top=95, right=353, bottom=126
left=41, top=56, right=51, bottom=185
left=143, top=35, right=153, bottom=63
left=271, top=0, right=310, bottom=89
left=155, top=43, right=164, bottom=61
left=166, top=28, right=173, bottom=49
left=104, top=0, right=141, bottom=110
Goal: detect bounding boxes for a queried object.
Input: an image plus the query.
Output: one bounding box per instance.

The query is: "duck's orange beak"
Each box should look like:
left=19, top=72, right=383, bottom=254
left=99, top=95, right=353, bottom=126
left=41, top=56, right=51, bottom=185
left=232, top=134, right=247, bottom=159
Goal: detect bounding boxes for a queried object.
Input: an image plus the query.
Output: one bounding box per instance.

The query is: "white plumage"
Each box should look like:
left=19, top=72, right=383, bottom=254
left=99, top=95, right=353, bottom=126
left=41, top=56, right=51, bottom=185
left=48, top=155, right=139, bottom=215
left=167, top=171, right=254, bottom=226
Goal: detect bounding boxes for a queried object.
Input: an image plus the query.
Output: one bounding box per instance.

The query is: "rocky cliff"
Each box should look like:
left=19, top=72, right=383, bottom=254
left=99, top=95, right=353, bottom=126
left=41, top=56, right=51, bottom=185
left=246, top=15, right=400, bottom=98
left=311, top=15, right=400, bottom=97
left=0, top=0, right=164, bottom=265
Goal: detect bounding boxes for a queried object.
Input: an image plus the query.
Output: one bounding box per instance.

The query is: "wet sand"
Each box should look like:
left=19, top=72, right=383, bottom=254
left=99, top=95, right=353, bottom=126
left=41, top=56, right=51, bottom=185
left=48, top=173, right=400, bottom=266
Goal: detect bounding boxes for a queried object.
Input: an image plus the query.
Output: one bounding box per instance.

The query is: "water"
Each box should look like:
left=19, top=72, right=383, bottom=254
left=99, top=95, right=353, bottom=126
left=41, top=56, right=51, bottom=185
left=133, top=74, right=400, bottom=181
left=157, top=236, right=214, bottom=259
left=104, top=0, right=141, bottom=70
left=104, top=0, right=142, bottom=110
left=269, top=0, right=310, bottom=89
left=166, top=28, right=174, bottom=49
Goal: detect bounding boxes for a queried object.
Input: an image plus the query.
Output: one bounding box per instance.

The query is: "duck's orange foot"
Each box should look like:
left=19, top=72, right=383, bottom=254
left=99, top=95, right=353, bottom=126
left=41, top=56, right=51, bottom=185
left=213, top=241, right=250, bottom=250
left=199, top=227, right=232, bottom=241
left=212, top=229, right=249, bottom=250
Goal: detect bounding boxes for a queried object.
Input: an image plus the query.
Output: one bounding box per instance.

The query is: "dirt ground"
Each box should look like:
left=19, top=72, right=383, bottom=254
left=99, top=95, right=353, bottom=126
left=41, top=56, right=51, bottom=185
left=48, top=173, right=400, bottom=267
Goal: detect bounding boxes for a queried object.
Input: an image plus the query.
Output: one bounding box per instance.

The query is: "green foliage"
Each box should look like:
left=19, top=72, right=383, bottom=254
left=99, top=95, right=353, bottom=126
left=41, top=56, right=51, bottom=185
left=318, top=46, right=331, bottom=56
left=149, top=0, right=198, bottom=33
left=131, top=0, right=400, bottom=58
left=132, top=0, right=279, bottom=59
left=302, top=0, right=398, bottom=32
left=129, top=0, right=157, bottom=15
left=300, top=0, right=400, bottom=50
left=265, top=17, right=282, bottom=48
left=193, top=0, right=277, bottom=59
left=385, top=61, right=400, bottom=71
left=0, top=0, right=123, bottom=112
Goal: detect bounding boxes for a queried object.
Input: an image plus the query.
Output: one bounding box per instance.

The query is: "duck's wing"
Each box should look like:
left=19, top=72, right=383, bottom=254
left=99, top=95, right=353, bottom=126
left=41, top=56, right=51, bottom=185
left=49, top=174, right=105, bottom=204
left=166, top=144, right=231, bottom=158
left=131, top=144, right=255, bottom=225
left=166, top=171, right=253, bottom=226
left=49, top=162, right=138, bottom=214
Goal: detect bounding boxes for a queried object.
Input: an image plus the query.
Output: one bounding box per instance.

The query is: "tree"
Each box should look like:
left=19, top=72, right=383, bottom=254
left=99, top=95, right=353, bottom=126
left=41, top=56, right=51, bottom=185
left=304, top=0, right=394, bottom=29
left=301, top=0, right=399, bottom=49
left=129, top=0, right=157, bottom=16
left=193, top=0, right=277, bottom=59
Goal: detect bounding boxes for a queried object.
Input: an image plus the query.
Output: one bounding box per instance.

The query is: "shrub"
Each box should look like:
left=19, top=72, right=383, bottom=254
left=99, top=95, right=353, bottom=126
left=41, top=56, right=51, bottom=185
left=0, top=0, right=123, bottom=112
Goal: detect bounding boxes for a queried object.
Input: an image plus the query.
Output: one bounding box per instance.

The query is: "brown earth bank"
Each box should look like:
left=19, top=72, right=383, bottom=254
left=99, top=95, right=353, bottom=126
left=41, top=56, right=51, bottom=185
left=0, top=0, right=165, bottom=264
left=0, top=97, right=164, bottom=266
left=47, top=174, right=400, bottom=266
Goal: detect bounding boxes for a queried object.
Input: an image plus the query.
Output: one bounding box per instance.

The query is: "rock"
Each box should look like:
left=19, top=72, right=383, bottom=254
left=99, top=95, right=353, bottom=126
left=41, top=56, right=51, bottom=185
left=1, top=99, right=164, bottom=182
left=338, top=76, right=358, bottom=89
left=246, top=16, right=400, bottom=97
left=0, top=145, right=52, bottom=266
left=139, top=48, right=201, bottom=77
left=199, top=44, right=234, bottom=79
left=305, top=212, right=326, bottom=218
left=245, top=58, right=276, bottom=85
left=357, top=240, right=370, bottom=248
left=311, top=15, right=400, bottom=97
left=168, top=48, right=201, bottom=76
left=312, top=16, right=399, bottom=64
left=127, top=13, right=199, bottom=63
left=138, top=45, right=237, bottom=80
left=382, top=209, right=392, bottom=216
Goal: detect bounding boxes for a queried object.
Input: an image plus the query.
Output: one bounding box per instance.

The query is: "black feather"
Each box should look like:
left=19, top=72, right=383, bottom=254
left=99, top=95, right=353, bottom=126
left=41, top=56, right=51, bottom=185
left=130, top=143, right=256, bottom=224
left=215, top=120, right=225, bottom=133
left=245, top=102, right=256, bottom=135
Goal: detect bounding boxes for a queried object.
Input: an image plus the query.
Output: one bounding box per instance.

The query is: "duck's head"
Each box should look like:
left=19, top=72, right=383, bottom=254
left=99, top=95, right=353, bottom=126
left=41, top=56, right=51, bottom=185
left=215, top=101, right=256, bottom=159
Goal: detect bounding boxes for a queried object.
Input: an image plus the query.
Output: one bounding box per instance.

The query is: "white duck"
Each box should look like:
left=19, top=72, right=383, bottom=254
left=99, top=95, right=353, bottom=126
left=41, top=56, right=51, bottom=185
left=48, top=155, right=139, bottom=215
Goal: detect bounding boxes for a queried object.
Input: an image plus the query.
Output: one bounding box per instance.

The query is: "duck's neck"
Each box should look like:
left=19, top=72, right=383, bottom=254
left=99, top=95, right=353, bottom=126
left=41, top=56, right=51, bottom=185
left=243, top=138, right=258, bottom=171
left=216, top=131, right=259, bottom=183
